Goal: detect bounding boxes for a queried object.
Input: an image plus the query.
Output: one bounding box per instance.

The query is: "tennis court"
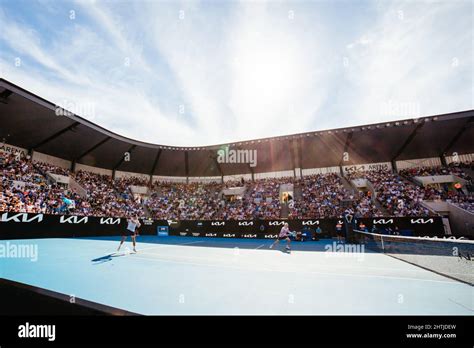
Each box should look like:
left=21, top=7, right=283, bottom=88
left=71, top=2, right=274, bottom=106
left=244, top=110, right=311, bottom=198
left=1, top=235, right=472, bottom=315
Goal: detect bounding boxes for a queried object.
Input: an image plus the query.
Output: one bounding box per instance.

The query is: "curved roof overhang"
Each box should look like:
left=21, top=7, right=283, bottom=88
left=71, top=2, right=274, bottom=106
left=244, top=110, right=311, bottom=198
left=1, top=78, right=473, bottom=177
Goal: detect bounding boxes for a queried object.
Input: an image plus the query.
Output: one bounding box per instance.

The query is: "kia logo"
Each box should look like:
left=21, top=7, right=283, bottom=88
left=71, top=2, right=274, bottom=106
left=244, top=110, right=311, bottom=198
left=59, top=216, right=88, bottom=224
left=302, top=220, right=319, bottom=225
left=100, top=218, right=121, bottom=225
left=1, top=213, right=43, bottom=223
left=410, top=218, right=434, bottom=224
left=373, top=219, right=393, bottom=224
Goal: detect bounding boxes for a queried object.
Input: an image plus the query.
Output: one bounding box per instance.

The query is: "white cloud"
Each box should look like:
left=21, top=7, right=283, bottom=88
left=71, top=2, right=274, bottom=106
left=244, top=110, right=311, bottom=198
left=342, top=1, right=472, bottom=124
left=0, top=0, right=472, bottom=147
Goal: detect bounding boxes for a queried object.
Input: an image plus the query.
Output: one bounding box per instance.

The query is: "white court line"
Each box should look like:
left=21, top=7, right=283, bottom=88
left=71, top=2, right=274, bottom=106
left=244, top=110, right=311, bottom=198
left=137, top=240, right=204, bottom=252
left=113, top=249, right=472, bottom=277
left=127, top=253, right=463, bottom=285
left=448, top=298, right=474, bottom=312
left=105, top=244, right=460, bottom=276
left=134, top=249, right=441, bottom=274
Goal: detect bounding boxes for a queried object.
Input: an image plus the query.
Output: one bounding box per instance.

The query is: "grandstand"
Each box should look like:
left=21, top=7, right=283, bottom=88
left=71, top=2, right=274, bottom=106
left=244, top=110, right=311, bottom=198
left=0, top=78, right=473, bottom=315
left=1, top=78, right=473, bottom=236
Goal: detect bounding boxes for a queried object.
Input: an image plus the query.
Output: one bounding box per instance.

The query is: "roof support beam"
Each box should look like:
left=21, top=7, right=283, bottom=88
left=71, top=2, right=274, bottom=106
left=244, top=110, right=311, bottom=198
left=184, top=151, right=189, bottom=184
left=290, top=139, right=297, bottom=177
left=392, top=122, right=425, bottom=161
left=232, top=145, right=255, bottom=180
left=248, top=163, right=255, bottom=181
left=74, top=136, right=111, bottom=161
left=113, top=144, right=136, bottom=172
left=0, top=89, right=13, bottom=104
left=297, top=138, right=303, bottom=178
left=209, top=150, right=224, bottom=178
left=391, top=160, right=398, bottom=173
left=31, top=122, right=80, bottom=150
left=440, top=155, right=447, bottom=167
left=237, top=145, right=255, bottom=180
left=150, top=149, right=162, bottom=177
left=442, top=116, right=473, bottom=156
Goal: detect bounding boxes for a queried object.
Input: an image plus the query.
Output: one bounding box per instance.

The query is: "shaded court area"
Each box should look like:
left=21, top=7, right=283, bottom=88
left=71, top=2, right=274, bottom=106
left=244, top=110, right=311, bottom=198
left=1, top=236, right=472, bottom=315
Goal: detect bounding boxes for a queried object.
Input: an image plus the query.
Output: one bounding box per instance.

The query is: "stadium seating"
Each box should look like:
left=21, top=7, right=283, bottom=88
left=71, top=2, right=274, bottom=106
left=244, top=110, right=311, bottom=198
left=1, top=149, right=473, bottom=219
left=399, top=164, right=474, bottom=213
left=346, top=169, right=432, bottom=216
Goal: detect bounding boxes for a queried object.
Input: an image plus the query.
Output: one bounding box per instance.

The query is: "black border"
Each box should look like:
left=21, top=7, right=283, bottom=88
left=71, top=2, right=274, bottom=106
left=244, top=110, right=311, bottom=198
left=0, top=315, right=472, bottom=346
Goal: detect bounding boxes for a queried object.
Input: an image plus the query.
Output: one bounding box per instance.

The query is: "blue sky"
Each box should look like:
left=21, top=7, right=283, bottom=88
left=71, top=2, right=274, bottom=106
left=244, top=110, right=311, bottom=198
left=0, top=0, right=472, bottom=146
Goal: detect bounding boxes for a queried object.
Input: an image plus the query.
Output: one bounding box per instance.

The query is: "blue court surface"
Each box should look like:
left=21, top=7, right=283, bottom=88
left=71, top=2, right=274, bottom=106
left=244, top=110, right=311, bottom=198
left=1, top=236, right=472, bottom=315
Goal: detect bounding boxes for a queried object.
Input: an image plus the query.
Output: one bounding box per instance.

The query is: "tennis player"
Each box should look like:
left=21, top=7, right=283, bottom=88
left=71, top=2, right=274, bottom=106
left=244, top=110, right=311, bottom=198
left=270, top=222, right=291, bottom=251
left=117, top=215, right=141, bottom=253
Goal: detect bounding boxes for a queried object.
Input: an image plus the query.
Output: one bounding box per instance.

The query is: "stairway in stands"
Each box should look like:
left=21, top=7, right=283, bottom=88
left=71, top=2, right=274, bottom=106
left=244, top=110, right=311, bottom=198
left=280, top=203, right=289, bottom=218
left=338, top=173, right=356, bottom=194
left=372, top=196, right=389, bottom=215
left=142, top=203, right=153, bottom=218
left=460, top=166, right=474, bottom=182
left=339, top=172, right=391, bottom=216
left=293, top=182, right=302, bottom=200
left=280, top=181, right=301, bottom=218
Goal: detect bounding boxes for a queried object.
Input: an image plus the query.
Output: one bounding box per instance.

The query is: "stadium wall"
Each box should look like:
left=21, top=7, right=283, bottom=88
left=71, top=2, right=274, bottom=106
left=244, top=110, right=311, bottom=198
left=414, top=175, right=468, bottom=186
left=445, top=153, right=474, bottom=164
left=0, top=143, right=27, bottom=156
left=254, top=170, right=295, bottom=179
left=445, top=202, right=474, bottom=238
left=152, top=175, right=187, bottom=183
left=115, top=170, right=150, bottom=181
left=223, top=174, right=253, bottom=182
left=0, top=213, right=449, bottom=240
left=188, top=176, right=222, bottom=183
left=302, top=167, right=340, bottom=175
left=32, top=151, right=71, bottom=169
left=75, top=163, right=113, bottom=176
left=396, top=157, right=442, bottom=170
left=342, top=162, right=392, bottom=175
left=4, top=141, right=473, bottom=182
left=167, top=217, right=446, bottom=238
left=0, top=213, right=156, bottom=239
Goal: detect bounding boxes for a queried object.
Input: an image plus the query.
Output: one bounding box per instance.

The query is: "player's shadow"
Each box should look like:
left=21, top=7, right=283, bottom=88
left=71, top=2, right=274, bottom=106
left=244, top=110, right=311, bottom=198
left=91, top=252, right=127, bottom=265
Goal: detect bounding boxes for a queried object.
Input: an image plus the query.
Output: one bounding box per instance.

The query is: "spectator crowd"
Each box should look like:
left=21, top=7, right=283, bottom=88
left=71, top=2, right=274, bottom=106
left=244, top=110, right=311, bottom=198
left=1, top=150, right=473, bottom=219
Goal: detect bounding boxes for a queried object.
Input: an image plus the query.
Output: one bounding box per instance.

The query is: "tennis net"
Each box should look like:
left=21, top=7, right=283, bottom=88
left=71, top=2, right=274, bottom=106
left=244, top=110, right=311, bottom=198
left=354, top=230, right=474, bottom=285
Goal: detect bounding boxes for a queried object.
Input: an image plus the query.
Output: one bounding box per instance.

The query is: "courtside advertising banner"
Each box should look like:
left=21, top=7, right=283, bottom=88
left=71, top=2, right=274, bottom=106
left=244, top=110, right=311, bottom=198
left=0, top=213, right=446, bottom=239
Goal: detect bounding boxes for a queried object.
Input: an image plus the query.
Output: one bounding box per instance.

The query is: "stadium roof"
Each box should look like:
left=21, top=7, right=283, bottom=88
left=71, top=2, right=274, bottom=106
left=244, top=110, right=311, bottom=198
left=1, top=78, right=473, bottom=177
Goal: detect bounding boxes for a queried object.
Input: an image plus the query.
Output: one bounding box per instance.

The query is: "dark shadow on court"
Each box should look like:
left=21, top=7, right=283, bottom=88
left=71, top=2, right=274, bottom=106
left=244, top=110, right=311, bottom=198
left=92, top=252, right=127, bottom=264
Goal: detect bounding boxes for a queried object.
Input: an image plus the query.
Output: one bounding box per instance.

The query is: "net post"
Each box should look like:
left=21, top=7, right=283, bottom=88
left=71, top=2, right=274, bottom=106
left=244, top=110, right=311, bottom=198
left=344, top=214, right=355, bottom=243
